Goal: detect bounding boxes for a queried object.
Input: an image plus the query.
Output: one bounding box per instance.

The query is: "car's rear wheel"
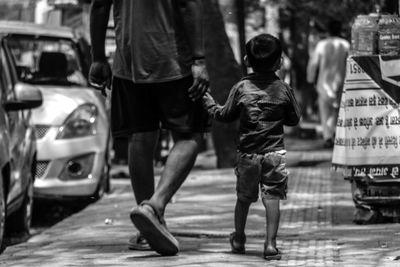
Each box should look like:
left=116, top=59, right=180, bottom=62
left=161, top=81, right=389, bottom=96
left=104, top=135, right=112, bottom=194
left=92, top=166, right=109, bottom=201
left=0, top=175, right=6, bottom=253
left=103, top=163, right=111, bottom=194
left=7, top=174, right=33, bottom=235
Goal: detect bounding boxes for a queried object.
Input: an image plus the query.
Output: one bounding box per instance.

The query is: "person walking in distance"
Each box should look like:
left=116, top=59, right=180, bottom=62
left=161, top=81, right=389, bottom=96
left=202, top=34, right=301, bottom=260
left=89, top=0, right=210, bottom=256
left=307, top=19, right=350, bottom=148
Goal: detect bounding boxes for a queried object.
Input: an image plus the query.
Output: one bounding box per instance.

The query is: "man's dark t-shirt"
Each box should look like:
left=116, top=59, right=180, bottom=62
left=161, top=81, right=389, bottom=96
left=112, top=0, right=192, bottom=83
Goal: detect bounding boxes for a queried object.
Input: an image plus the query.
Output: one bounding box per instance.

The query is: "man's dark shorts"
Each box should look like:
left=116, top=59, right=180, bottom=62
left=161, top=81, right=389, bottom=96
left=234, top=151, right=288, bottom=202
left=111, top=76, right=210, bottom=137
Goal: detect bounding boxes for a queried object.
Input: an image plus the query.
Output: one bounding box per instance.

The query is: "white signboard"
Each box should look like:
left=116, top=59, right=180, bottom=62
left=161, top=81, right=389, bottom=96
left=332, top=56, right=400, bottom=179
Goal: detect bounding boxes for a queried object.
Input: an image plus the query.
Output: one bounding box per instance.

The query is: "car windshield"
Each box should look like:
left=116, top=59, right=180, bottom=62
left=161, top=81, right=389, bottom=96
left=5, top=36, right=87, bottom=87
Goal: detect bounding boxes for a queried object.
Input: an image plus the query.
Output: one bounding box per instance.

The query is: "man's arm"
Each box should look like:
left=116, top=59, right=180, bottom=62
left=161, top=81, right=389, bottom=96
left=90, top=0, right=112, bottom=62
left=178, top=0, right=209, bottom=101
left=89, top=0, right=112, bottom=89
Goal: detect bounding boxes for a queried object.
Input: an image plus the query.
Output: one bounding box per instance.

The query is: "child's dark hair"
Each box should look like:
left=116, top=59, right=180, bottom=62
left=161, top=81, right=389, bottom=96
left=245, top=34, right=282, bottom=72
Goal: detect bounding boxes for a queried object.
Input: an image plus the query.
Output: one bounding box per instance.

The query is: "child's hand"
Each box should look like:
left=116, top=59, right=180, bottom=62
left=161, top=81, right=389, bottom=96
left=188, top=59, right=209, bottom=101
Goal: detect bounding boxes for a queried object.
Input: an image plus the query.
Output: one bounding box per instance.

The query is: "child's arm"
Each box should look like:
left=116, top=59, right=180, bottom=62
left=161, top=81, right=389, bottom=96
left=284, top=84, right=301, bottom=126
left=202, top=85, right=240, bottom=122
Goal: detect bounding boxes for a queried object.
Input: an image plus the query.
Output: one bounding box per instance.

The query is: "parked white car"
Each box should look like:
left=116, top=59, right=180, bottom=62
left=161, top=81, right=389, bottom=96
left=1, top=21, right=112, bottom=200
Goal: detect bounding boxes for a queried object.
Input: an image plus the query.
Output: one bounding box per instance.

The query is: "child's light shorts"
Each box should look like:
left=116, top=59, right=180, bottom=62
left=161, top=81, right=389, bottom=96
left=234, top=150, right=288, bottom=203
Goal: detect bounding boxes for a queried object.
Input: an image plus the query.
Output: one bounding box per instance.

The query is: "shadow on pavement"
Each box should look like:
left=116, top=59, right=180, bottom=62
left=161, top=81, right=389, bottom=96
left=32, top=199, right=92, bottom=228
left=4, top=198, right=93, bottom=249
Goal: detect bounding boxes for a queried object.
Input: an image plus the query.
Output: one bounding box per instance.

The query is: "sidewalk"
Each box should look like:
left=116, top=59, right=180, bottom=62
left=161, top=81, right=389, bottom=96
left=1, top=137, right=400, bottom=266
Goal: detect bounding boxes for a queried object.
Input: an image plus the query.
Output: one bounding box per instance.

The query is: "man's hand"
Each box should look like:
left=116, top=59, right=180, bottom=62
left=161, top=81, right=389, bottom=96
left=188, top=59, right=210, bottom=101
left=89, top=61, right=112, bottom=92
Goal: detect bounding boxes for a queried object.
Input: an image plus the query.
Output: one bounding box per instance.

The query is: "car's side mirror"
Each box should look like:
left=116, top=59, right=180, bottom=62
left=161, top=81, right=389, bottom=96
left=3, top=83, right=43, bottom=111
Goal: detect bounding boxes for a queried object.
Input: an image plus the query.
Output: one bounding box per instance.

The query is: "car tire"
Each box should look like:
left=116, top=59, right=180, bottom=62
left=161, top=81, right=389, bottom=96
left=92, top=174, right=107, bottom=201
left=0, top=175, right=6, bottom=254
left=104, top=136, right=112, bottom=194
left=102, top=133, right=112, bottom=194
left=7, top=175, right=33, bottom=236
left=104, top=164, right=111, bottom=194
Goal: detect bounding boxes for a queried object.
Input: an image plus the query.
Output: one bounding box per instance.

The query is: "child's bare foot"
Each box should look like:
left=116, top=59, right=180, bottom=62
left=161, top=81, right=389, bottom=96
left=263, top=245, right=281, bottom=261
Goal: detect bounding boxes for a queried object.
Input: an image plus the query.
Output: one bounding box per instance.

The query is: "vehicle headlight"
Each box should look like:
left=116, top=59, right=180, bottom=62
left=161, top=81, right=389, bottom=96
left=56, top=103, right=98, bottom=139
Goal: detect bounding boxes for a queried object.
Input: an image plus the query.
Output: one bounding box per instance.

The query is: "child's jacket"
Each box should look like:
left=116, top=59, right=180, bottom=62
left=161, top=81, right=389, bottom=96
left=202, top=72, right=301, bottom=154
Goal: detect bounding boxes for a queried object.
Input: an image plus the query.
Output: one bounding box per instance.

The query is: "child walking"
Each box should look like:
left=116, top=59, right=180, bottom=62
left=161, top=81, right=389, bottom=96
left=202, top=34, right=301, bottom=260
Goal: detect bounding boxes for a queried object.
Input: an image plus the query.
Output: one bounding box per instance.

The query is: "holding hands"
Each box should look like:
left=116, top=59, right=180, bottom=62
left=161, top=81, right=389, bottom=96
left=188, top=58, right=210, bottom=101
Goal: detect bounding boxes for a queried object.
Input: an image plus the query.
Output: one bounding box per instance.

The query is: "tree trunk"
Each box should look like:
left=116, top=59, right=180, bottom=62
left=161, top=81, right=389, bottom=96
left=204, top=0, right=241, bottom=168
left=287, top=8, right=312, bottom=120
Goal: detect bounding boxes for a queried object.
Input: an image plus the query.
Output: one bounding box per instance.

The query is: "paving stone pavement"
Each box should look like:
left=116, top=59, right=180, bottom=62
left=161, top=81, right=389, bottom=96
left=1, top=144, right=400, bottom=266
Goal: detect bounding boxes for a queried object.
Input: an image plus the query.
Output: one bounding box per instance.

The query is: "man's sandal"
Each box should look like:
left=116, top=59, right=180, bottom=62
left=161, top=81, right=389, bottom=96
left=128, top=232, right=151, bottom=251
left=130, top=200, right=179, bottom=256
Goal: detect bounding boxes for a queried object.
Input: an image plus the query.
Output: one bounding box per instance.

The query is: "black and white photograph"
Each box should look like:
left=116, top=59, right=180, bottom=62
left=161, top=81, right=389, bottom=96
left=0, top=0, right=400, bottom=266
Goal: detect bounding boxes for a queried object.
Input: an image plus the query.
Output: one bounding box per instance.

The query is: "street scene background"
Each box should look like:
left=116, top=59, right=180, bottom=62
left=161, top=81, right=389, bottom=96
left=0, top=0, right=399, bottom=266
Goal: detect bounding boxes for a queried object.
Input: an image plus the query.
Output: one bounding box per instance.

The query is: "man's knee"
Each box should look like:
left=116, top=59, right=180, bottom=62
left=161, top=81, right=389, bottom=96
left=171, top=131, right=204, bottom=144
left=130, top=131, right=159, bottom=144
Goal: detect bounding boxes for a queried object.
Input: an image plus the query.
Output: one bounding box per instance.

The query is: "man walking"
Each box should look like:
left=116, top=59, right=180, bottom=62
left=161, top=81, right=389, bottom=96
left=89, top=0, right=210, bottom=256
left=307, top=19, right=349, bottom=148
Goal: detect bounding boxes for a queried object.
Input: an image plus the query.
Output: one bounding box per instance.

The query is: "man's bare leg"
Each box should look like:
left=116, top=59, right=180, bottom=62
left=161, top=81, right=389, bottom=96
left=129, top=131, right=202, bottom=255
left=149, top=132, right=202, bottom=215
left=128, top=130, right=159, bottom=205
left=127, top=131, right=160, bottom=250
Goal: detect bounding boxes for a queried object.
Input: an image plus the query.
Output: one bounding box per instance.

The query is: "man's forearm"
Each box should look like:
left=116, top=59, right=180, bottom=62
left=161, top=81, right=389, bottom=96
left=90, top=0, right=112, bottom=62
left=178, top=0, right=205, bottom=58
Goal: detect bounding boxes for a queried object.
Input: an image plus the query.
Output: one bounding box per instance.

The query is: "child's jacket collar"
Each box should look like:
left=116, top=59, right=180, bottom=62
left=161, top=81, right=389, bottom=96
left=241, top=72, right=279, bottom=82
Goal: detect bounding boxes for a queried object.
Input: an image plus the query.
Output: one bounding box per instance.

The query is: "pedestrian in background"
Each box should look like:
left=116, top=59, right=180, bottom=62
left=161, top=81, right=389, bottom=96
left=202, top=34, right=301, bottom=260
left=307, top=18, right=350, bottom=148
left=88, top=0, right=210, bottom=256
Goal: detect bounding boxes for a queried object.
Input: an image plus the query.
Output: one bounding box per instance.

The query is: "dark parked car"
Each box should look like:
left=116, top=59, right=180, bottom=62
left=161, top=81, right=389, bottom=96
left=0, top=32, right=43, bottom=252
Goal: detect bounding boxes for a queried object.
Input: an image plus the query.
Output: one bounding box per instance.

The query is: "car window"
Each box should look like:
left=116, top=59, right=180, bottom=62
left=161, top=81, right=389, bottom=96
left=5, top=36, right=87, bottom=87
left=0, top=47, right=20, bottom=132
